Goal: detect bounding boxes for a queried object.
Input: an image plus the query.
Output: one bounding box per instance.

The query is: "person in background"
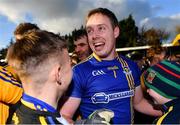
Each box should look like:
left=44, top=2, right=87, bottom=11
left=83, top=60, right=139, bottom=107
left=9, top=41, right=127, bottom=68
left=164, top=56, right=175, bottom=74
left=146, top=46, right=167, bottom=66
left=134, top=45, right=168, bottom=124
left=60, top=7, right=162, bottom=124
left=7, top=30, right=72, bottom=124
left=127, top=51, right=146, bottom=71
left=0, top=66, right=23, bottom=124
left=143, top=60, right=180, bottom=124
left=72, top=28, right=92, bottom=63
left=0, top=22, right=40, bottom=124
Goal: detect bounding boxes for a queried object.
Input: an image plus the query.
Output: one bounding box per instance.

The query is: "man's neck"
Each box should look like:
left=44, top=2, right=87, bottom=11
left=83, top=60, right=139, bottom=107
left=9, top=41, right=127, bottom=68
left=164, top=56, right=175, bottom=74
left=93, top=51, right=117, bottom=61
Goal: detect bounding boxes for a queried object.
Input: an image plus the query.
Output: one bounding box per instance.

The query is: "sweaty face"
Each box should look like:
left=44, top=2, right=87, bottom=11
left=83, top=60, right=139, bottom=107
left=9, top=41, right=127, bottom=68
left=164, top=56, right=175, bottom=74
left=86, top=13, right=119, bottom=60
left=74, top=36, right=91, bottom=61
left=59, top=49, right=73, bottom=91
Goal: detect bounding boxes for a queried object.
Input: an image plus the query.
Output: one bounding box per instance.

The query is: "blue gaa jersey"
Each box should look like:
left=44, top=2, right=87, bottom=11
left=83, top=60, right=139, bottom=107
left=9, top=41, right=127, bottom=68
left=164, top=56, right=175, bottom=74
left=68, top=53, right=141, bottom=124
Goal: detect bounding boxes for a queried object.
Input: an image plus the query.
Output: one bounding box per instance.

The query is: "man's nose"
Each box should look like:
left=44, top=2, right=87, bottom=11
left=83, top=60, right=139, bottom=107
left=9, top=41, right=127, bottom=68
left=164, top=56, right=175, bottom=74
left=75, top=46, right=81, bottom=52
left=91, top=30, right=100, bottom=40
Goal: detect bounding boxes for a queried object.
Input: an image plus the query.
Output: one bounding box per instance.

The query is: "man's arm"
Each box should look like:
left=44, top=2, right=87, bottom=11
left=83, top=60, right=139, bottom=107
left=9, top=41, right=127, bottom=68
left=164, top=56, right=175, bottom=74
left=133, top=86, right=162, bottom=116
left=60, top=97, right=81, bottom=123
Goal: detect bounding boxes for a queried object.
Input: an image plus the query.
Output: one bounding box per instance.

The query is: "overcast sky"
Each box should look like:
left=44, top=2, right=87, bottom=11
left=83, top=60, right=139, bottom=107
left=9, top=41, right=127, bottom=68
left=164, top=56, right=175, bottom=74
left=0, top=0, right=180, bottom=49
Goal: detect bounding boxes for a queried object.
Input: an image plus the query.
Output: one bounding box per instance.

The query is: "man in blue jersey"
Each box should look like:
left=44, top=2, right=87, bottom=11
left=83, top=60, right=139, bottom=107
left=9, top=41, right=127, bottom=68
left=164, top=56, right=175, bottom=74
left=60, top=8, right=162, bottom=124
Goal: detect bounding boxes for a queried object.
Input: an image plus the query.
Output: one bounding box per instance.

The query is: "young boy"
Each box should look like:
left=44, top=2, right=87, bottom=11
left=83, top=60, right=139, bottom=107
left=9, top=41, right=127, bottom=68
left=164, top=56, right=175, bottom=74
left=143, top=60, right=180, bottom=124
left=7, top=29, right=73, bottom=124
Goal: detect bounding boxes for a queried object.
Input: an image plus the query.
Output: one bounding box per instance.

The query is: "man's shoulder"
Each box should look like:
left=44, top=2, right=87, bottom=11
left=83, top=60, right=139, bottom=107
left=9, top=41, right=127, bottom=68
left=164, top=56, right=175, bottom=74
left=73, top=55, right=94, bottom=69
left=119, top=55, right=137, bottom=66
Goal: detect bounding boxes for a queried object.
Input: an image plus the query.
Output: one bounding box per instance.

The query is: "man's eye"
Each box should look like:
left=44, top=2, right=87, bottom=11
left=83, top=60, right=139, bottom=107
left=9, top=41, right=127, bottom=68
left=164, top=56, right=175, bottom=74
left=98, top=26, right=105, bottom=31
left=79, top=43, right=86, bottom=47
left=86, top=29, right=92, bottom=34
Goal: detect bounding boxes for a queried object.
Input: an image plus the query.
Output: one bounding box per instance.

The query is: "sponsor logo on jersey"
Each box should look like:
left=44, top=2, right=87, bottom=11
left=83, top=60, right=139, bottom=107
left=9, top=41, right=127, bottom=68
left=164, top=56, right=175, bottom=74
left=91, top=90, right=134, bottom=104
left=92, top=70, right=106, bottom=76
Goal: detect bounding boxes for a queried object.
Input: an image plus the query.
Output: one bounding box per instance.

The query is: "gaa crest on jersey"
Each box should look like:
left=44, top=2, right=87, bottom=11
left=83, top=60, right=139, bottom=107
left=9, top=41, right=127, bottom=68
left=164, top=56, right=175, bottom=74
left=146, top=70, right=156, bottom=84
left=123, top=66, right=132, bottom=75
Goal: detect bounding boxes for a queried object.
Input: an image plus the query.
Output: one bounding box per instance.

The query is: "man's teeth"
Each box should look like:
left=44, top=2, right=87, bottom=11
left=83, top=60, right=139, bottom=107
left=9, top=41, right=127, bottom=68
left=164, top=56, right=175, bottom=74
left=94, top=42, right=104, bottom=46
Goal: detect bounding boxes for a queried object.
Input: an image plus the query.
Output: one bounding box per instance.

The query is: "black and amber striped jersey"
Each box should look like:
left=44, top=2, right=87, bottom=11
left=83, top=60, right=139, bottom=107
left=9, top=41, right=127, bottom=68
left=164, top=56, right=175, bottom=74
left=10, top=93, right=69, bottom=125
left=10, top=103, right=67, bottom=124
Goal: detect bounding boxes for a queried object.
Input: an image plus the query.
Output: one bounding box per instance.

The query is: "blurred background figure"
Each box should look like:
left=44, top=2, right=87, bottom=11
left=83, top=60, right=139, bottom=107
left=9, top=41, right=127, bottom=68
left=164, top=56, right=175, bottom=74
left=146, top=46, right=167, bottom=66
left=72, top=29, right=92, bottom=63
left=127, top=51, right=146, bottom=72
left=70, top=51, right=78, bottom=66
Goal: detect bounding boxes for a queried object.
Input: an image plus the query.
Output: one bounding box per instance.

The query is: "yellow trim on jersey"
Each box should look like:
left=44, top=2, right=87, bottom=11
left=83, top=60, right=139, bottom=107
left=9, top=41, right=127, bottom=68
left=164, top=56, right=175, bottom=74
left=39, top=116, right=47, bottom=125
left=113, top=70, right=117, bottom=78
left=117, top=56, right=135, bottom=90
left=93, top=53, right=102, bottom=62
left=157, top=106, right=173, bottom=125
left=117, top=55, right=135, bottom=124
left=21, top=99, right=36, bottom=110
left=12, top=113, right=19, bottom=125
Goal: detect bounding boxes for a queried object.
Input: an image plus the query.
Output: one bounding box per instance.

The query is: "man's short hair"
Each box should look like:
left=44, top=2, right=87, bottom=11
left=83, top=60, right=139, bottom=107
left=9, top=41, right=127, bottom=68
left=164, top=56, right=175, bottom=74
left=86, top=8, right=119, bottom=29
left=72, top=29, right=87, bottom=41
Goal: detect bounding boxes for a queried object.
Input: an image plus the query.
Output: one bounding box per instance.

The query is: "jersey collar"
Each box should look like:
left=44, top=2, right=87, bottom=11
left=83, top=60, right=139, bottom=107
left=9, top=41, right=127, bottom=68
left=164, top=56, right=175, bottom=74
left=92, top=52, right=119, bottom=62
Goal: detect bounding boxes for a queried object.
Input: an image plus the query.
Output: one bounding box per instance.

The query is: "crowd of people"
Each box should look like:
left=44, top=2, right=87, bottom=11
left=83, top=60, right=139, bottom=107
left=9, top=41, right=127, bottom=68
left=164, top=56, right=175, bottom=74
left=0, top=7, right=179, bottom=125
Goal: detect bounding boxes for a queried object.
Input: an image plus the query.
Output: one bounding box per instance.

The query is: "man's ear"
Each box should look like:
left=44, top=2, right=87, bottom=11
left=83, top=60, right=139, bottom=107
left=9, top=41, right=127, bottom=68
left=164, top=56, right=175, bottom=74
left=114, top=26, right=120, bottom=38
left=56, top=66, right=61, bottom=85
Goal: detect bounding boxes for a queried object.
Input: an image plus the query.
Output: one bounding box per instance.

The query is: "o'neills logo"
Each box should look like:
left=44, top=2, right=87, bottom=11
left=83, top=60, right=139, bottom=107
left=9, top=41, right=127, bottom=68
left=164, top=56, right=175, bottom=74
left=92, top=70, right=106, bottom=76
left=146, top=70, right=156, bottom=84
left=123, top=66, right=132, bottom=75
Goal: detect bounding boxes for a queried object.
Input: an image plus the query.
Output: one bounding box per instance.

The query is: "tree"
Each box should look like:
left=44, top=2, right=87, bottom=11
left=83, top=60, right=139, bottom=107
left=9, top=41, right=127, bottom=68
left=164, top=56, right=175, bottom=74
left=137, top=25, right=148, bottom=46
left=116, top=14, right=139, bottom=48
left=0, top=48, right=8, bottom=60
left=142, top=28, right=169, bottom=46
left=0, top=38, right=14, bottom=61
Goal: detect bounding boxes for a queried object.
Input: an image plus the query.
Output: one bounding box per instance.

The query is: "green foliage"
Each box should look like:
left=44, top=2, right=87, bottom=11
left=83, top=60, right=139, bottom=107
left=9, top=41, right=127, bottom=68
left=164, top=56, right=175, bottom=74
left=116, top=14, right=139, bottom=48
left=0, top=48, right=7, bottom=60
left=0, top=38, right=14, bottom=61
left=139, top=27, right=170, bottom=46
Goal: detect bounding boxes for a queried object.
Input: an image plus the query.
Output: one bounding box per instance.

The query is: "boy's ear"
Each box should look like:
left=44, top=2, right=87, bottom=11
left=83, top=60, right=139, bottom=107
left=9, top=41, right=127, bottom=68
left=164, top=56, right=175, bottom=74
left=56, top=66, right=61, bottom=85
left=114, top=26, right=120, bottom=38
